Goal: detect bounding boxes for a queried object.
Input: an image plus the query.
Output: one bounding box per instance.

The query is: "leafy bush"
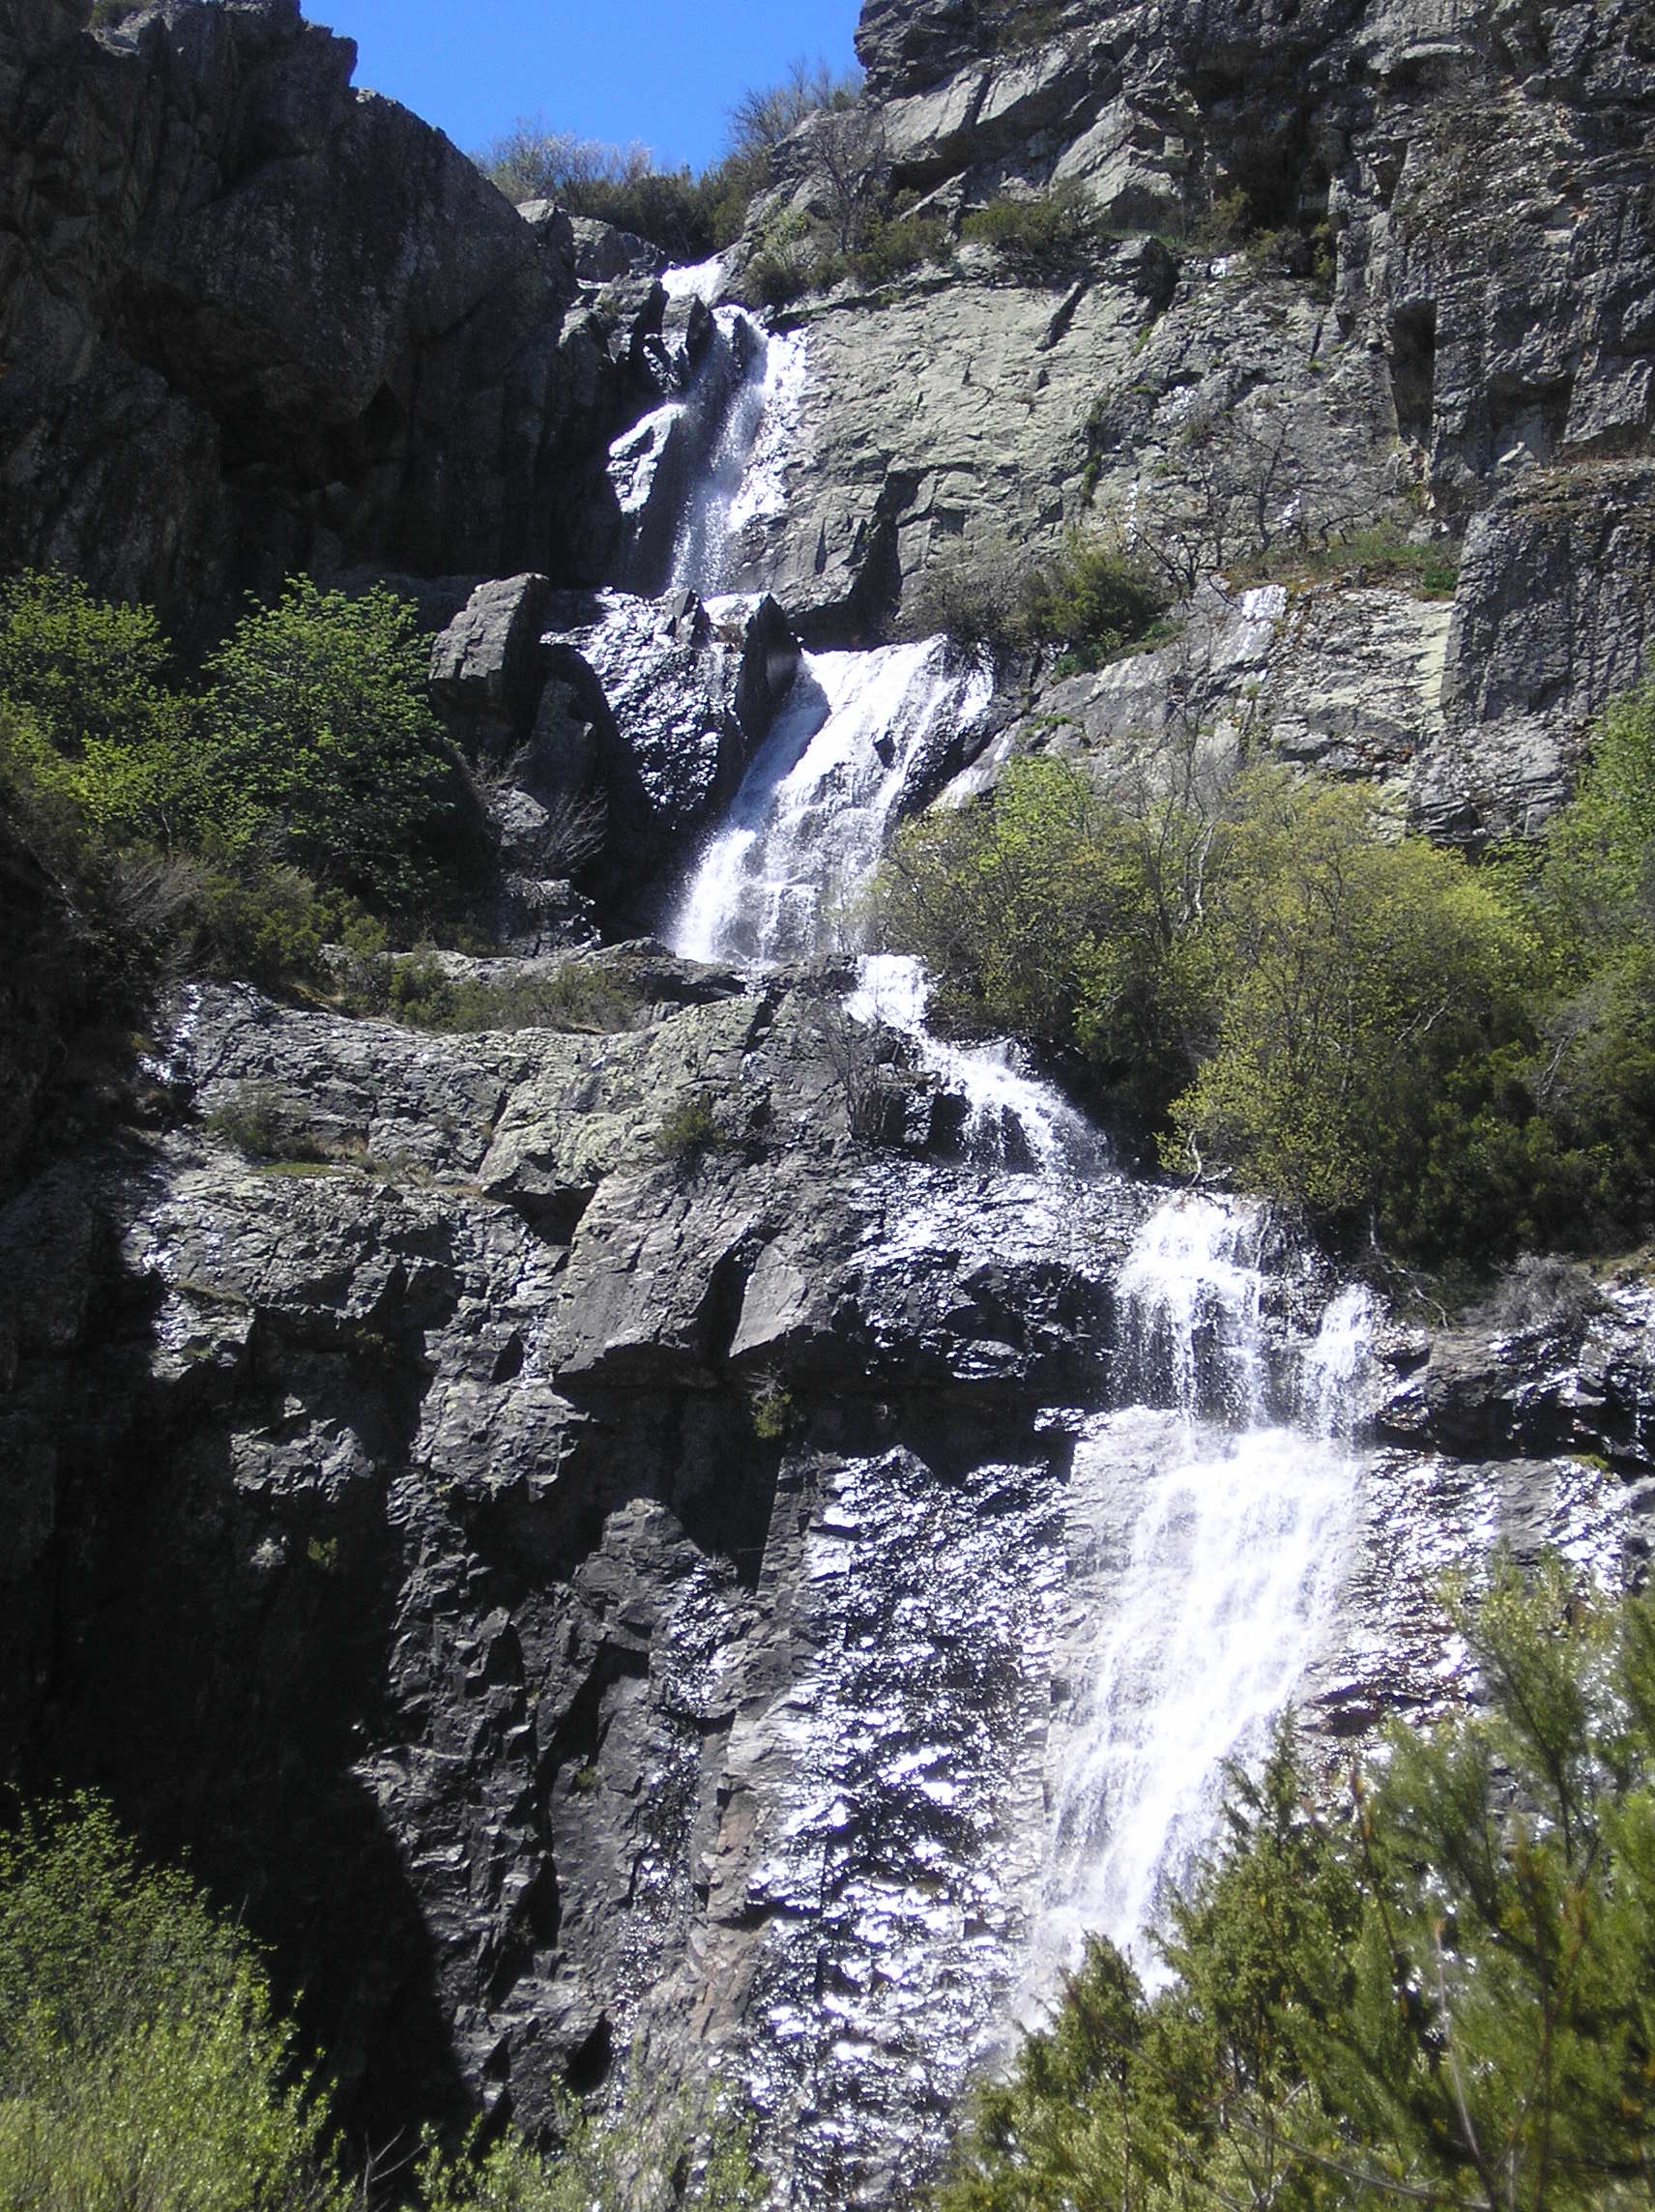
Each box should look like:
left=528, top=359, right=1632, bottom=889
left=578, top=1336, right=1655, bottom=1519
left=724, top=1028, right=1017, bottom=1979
left=961, top=179, right=1107, bottom=276
left=0, top=569, right=481, bottom=1007
left=909, top=532, right=1167, bottom=668
left=1164, top=771, right=1538, bottom=1223
left=943, top=1557, right=1655, bottom=2212
left=199, top=579, right=474, bottom=924
left=1239, top=517, right=1461, bottom=598
left=476, top=64, right=861, bottom=259
left=874, top=749, right=1556, bottom=1256
left=653, top=1092, right=727, bottom=1171
left=0, top=1797, right=347, bottom=2212
left=873, top=749, right=1219, bottom=1121
left=418, top=2084, right=763, bottom=2212
left=0, top=1797, right=763, bottom=2212
left=0, top=568, right=174, bottom=756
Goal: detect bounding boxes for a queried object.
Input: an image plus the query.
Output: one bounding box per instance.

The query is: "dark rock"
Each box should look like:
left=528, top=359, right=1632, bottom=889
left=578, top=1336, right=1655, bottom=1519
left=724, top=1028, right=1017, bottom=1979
left=428, top=573, right=555, bottom=748
left=0, top=0, right=636, bottom=626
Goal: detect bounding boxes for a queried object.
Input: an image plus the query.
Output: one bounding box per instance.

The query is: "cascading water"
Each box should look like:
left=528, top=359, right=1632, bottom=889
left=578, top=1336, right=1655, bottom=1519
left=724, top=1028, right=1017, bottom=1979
left=601, top=258, right=1636, bottom=2205
left=669, top=327, right=808, bottom=596
left=670, top=637, right=994, bottom=966
left=1026, top=1194, right=1369, bottom=2000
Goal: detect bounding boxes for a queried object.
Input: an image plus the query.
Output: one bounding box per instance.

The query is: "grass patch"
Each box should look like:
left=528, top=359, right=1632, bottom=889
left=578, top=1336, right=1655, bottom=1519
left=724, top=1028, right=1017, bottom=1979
left=346, top=951, right=643, bottom=1034
left=205, top=1082, right=324, bottom=1164
left=1237, top=520, right=1461, bottom=597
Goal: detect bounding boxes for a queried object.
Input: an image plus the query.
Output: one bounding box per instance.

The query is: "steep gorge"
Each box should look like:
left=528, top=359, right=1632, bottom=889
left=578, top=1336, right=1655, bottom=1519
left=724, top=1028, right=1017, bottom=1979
left=4, top=1, right=1655, bottom=2206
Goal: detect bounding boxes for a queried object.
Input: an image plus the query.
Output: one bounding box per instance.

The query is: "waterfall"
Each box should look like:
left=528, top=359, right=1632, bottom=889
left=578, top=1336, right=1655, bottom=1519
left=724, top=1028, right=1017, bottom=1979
left=1026, top=1193, right=1369, bottom=1997
left=669, top=638, right=994, bottom=965
left=606, top=302, right=804, bottom=599
left=606, top=260, right=1635, bottom=2208
left=849, top=953, right=1106, bottom=1176
left=670, top=327, right=809, bottom=596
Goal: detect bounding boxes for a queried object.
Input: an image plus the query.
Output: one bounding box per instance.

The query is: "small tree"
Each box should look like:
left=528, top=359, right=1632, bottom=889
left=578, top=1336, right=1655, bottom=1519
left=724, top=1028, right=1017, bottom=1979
left=200, top=578, right=466, bottom=922
left=801, top=102, right=888, bottom=254
left=0, top=1797, right=347, bottom=2212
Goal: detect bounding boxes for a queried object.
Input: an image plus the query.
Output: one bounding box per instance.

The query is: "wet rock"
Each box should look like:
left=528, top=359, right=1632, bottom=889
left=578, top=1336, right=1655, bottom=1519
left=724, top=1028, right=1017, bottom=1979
left=1374, top=1260, right=1655, bottom=1469
left=548, top=590, right=801, bottom=873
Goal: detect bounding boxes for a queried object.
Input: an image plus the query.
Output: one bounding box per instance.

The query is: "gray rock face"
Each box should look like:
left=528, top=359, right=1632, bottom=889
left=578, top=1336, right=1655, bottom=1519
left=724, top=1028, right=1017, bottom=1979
left=0, top=0, right=648, bottom=625
left=5, top=973, right=1651, bottom=2202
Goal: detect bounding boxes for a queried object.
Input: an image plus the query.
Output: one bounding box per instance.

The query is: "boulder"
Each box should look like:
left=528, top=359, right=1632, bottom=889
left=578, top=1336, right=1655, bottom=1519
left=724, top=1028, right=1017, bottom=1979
left=428, top=573, right=555, bottom=748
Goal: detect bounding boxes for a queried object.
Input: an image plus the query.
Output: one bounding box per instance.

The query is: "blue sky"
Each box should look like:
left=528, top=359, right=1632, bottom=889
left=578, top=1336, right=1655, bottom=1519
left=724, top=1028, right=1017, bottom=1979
left=311, top=0, right=864, bottom=173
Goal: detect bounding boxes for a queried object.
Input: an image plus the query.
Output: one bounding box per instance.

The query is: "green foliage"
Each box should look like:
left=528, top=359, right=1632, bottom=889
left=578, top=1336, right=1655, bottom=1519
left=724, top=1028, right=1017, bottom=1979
left=873, top=747, right=1218, bottom=1123
left=1187, top=185, right=1254, bottom=253
left=653, top=1091, right=728, bottom=1171
left=1166, top=771, right=1539, bottom=1221
left=943, top=1559, right=1655, bottom=2212
left=878, top=683, right=1655, bottom=1259
left=0, top=568, right=174, bottom=757
left=961, top=180, right=1107, bottom=276
left=1240, top=518, right=1461, bottom=598
left=476, top=64, right=860, bottom=258
left=0, top=568, right=480, bottom=1015
left=745, top=1370, right=798, bottom=1441
left=875, top=749, right=1550, bottom=1254
left=199, top=578, right=468, bottom=923
left=0, top=1796, right=346, bottom=2212
left=417, top=2084, right=764, bottom=2212
left=205, top=1082, right=324, bottom=1164
left=912, top=532, right=1167, bottom=666
left=342, top=951, right=643, bottom=1034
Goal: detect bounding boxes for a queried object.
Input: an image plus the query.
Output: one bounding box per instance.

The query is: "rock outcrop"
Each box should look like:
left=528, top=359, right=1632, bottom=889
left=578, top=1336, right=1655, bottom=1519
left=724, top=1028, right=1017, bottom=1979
left=4, top=968, right=1650, bottom=2197
left=0, top=0, right=668, bottom=627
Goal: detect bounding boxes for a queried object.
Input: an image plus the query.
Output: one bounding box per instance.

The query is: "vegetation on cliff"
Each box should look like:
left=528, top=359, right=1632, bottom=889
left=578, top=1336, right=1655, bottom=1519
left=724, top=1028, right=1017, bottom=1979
left=873, top=682, right=1655, bottom=1263
left=0, top=569, right=482, bottom=996
left=942, top=1555, right=1655, bottom=2212
left=0, top=1796, right=762, bottom=2212
left=476, top=58, right=863, bottom=257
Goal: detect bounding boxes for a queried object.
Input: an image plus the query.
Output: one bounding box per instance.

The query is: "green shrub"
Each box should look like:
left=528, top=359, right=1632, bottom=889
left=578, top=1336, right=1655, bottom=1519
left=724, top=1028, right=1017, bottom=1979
left=345, top=954, right=642, bottom=1034
left=873, top=749, right=1215, bottom=1121
left=206, top=1082, right=324, bottom=1164
left=961, top=179, right=1106, bottom=276
left=851, top=211, right=953, bottom=286
left=0, top=569, right=174, bottom=757
left=910, top=532, right=1167, bottom=667
left=876, top=752, right=1549, bottom=1256
left=199, top=579, right=473, bottom=925
left=0, top=1797, right=347, bottom=2212
left=653, top=1092, right=727, bottom=1171
left=1164, top=770, right=1539, bottom=1228
left=417, top=2083, right=763, bottom=2212
left=1239, top=518, right=1461, bottom=597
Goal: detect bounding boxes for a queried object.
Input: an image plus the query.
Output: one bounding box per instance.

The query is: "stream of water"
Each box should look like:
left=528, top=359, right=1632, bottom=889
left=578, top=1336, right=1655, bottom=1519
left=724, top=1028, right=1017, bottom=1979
left=573, top=259, right=1632, bottom=2198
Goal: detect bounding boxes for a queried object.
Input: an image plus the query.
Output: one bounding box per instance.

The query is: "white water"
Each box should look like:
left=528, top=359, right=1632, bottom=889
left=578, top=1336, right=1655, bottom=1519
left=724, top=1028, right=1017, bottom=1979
left=669, top=324, right=801, bottom=596
left=644, top=260, right=1387, bottom=2093
left=670, top=638, right=994, bottom=965
left=849, top=953, right=1105, bottom=1175
left=1028, top=1192, right=1371, bottom=1994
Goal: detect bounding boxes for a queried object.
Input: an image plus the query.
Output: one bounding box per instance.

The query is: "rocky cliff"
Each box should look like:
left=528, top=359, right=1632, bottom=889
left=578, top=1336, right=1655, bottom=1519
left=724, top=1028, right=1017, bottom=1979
left=3, top=0, right=1655, bottom=2205
left=0, top=0, right=694, bottom=628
